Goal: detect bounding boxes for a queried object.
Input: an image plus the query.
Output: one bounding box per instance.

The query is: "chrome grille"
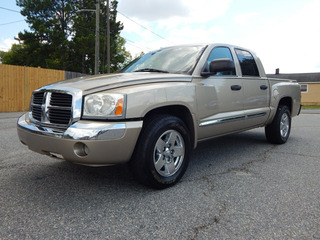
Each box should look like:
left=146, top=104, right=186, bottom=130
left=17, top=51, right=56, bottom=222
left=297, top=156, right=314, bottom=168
left=31, top=91, right=73, bottom=127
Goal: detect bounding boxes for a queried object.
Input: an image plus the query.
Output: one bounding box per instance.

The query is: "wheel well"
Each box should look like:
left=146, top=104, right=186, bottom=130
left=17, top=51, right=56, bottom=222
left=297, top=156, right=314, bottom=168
left=143, top=105, right=195, bottom=147
left=278, top=97, right=292, bottom=113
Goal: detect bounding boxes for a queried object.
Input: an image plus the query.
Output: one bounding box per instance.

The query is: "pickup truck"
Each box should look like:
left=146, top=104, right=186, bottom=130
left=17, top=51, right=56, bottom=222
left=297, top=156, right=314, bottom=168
left=17, top=43, right=301, bottom=189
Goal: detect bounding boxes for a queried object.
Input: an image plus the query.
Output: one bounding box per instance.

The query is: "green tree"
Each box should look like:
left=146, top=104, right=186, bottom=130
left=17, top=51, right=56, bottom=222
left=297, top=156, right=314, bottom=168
left=72, top=0, right=131, bottom=73
left=2, top=44, right=27, bottom=66
left=15, top=0, right=77, bottom=70
left=3, top=0, right=131, bottom=73
left=3, top=33, right=51, bottom=67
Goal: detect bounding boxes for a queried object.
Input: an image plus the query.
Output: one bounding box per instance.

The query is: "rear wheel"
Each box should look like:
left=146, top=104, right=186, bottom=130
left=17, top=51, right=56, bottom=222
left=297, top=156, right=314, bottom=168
left=131, top=115, right=191, bottom=189
left=265, top=105, right=291, bottom=144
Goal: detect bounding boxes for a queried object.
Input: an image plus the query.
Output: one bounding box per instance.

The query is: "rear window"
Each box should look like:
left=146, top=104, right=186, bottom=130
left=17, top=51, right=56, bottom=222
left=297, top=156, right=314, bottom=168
left=235, top=49, right=260, bottom=77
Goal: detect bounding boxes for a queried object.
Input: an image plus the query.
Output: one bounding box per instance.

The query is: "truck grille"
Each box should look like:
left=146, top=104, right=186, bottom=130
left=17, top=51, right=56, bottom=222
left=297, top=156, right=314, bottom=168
left=31, top=92, right=45, bottom=122
left=31, top=91, right=73, bottom=126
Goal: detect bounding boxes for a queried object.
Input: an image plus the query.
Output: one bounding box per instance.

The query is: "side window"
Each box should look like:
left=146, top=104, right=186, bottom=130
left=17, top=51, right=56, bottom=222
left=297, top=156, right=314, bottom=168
left=235, top=49, right=260, bottom=77
left=204, top=47, right=236, bottom=75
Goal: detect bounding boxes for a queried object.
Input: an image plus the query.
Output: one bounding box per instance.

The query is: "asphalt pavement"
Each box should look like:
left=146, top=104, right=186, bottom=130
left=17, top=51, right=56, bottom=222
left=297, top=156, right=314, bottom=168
left=0, top=111, right=319, bottom=239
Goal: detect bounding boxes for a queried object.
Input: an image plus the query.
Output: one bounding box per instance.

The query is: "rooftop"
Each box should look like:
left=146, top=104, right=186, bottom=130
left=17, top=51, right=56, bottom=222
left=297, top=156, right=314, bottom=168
left=267, top=72, right=320, bottom=83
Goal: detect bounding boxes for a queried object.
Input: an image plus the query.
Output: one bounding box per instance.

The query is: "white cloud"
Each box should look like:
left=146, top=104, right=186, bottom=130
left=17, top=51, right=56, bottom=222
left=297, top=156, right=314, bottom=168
left=119, top=0, right=231, bottom=24
left=182, top=0, right=232, bottom=23
left=234, top=12, right=260, bottom=27
left=118, top=0, right=189, bottom=21
left=0, top=38, right=17, bottom=51
left=122, top=23, right=223, bottom=58
left=168, top=25, right=223, bottom=44
left=236, top=0, right=320, bottom=73
left=118, top=0, right=232, bottom=28
left=119, top=0, right=320, bottom=73
left=118, top=0, right=232, bottom=57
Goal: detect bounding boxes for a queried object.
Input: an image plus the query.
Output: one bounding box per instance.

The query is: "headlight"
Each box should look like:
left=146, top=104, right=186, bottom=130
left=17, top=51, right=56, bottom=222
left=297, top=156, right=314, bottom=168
left=83, top=93, right=125, bottom=119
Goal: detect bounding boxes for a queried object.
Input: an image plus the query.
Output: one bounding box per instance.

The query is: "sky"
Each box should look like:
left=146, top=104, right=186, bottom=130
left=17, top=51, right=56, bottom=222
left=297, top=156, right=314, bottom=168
left=1, top=0, right=320, bottom=74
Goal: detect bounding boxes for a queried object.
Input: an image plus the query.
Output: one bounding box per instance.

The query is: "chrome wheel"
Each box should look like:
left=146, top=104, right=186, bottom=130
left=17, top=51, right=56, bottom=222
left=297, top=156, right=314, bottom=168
left=131, top=114, right=191, bottom=189
left=280, top=112, right=290, bottom=138
left=153, top=130, right=185, bottom=177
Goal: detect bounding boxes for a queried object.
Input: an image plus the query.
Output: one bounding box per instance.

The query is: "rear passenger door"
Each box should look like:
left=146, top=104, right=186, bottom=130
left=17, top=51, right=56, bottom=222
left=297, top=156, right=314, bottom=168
left=235, top=49, right=270, bottom=128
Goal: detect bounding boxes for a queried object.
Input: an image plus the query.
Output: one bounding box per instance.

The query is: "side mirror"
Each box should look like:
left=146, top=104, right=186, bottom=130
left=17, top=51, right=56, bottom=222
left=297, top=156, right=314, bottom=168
left=201, top=58, right=235, bottom=76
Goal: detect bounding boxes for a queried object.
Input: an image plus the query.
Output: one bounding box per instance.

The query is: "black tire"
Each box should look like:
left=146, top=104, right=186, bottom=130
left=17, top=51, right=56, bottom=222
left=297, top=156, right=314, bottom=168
left=265, top=105, right=291, bottom=144
left=130, top=114, right=191, bottom=189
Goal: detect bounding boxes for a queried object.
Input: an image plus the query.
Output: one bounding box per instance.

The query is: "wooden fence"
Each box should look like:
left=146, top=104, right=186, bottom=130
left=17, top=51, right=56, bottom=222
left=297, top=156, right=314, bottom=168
left=0, top=64, right=85, bottom=112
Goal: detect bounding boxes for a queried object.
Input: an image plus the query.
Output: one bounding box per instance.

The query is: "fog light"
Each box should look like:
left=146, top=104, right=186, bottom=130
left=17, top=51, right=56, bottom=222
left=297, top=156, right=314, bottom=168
left=73, top=142, right=89, bottom=157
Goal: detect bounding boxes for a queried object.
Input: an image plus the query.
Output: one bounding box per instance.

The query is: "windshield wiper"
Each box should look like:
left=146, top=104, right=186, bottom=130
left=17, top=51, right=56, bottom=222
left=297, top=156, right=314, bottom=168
left=134, top=68, right=169, bottom=73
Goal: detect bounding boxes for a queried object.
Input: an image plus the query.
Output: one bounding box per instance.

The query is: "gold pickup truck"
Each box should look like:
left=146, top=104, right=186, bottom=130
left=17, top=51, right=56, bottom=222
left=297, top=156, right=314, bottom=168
left=17, top=44, right=301, bottom=188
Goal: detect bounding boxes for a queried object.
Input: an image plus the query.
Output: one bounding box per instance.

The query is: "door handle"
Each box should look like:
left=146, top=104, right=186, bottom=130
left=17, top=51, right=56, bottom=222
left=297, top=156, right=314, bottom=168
left=231, top=85, right=242, bottom=91
left=260, top=85, right=268, bottom=90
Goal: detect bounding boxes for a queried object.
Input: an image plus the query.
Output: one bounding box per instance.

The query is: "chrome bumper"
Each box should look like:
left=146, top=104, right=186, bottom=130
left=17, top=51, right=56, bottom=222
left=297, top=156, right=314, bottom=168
left=17, top=113, right=143, bottom=166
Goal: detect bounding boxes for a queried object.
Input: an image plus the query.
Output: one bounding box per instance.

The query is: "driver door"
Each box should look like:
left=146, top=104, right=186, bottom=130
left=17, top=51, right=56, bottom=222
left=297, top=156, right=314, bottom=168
left=196, top=46, right=245, bottom=140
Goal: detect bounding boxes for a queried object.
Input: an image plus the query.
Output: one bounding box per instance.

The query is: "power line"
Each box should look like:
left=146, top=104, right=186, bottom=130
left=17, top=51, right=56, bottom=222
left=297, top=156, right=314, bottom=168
left=118, top=11, right=174, bottom=44
left=0, top=6, right=20, bottom=13
left=125, top=42, right=145, bottom=52
left=0, top=6, right=172, bottom=44
left=0, top=20, right=25, bottom=26
left=124, top=38, right=152, bottom=51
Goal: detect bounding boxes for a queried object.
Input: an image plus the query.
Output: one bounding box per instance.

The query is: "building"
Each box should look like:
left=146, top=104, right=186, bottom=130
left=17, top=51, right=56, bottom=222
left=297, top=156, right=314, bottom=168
left=267, top=73, right=320, bottom=106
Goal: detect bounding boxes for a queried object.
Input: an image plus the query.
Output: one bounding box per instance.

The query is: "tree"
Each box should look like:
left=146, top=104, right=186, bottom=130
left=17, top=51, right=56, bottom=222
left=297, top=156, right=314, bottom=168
left=3, top=33, right=52, bottom=67
left=72, top=0, right=131, bottom=73
left=3, top=0, right=131, bottom=73
left=70, top=0, right=96, bottom=73
left=1, top=44, right=27, bottom=66
left=15, top=0, right=77, bottom=70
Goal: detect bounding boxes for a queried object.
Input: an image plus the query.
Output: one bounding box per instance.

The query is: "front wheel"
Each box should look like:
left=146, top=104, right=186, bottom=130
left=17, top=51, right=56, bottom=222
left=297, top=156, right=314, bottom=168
left=265, top=105, right=291, bottom=144
left=130, top=115, right=191, bottom=189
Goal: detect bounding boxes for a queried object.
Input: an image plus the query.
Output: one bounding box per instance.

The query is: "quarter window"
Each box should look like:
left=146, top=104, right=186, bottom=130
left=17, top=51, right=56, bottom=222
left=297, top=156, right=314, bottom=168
left=235, top=49, right=260, bottom=77
left=204, top=47, right=236, bottom=75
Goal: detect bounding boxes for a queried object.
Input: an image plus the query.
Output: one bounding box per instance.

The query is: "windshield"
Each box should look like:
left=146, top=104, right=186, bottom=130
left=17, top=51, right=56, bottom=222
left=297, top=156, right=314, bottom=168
left=121, top=45, right=206, bottom=75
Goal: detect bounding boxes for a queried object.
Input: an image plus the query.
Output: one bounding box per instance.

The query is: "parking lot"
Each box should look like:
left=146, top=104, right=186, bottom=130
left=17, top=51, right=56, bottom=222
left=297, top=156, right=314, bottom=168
left=0, top=112, right=319, bottom=239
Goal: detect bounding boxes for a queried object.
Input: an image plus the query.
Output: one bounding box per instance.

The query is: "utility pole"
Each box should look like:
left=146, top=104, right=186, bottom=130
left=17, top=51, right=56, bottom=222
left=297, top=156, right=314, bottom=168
left=77, top=2, right=100, bottom=75
left=95, top=0, right=100, bottom=75
left=106, top=0, right=110, bottom=73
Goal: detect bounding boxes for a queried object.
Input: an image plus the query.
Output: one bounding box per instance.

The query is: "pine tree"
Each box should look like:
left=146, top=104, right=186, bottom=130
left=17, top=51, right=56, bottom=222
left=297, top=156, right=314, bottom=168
left=3, top=0, right=131, bottom=73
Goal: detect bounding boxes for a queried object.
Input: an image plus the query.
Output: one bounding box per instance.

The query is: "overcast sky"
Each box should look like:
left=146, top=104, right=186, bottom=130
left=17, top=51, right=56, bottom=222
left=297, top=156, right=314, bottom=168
left=1, top=0, right=320, bottom=74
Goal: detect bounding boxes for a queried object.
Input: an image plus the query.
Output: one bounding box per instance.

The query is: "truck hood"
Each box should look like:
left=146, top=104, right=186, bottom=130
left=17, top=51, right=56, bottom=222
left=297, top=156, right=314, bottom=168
left=41, top=72, right=192, bottom=94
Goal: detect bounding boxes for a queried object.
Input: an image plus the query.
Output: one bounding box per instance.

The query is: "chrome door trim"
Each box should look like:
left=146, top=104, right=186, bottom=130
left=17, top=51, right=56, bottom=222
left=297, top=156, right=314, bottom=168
left=199, top=112, right=267, bottom=127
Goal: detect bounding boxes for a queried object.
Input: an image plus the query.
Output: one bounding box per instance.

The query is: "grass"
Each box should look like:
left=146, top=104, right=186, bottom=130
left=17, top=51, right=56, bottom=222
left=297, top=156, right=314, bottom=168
left=302, top=105, right=320, bottom=109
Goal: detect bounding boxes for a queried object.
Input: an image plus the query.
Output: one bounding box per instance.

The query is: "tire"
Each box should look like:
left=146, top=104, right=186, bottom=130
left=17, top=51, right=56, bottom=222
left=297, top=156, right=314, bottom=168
left=265, top=105, right=291, bottom=144
left=130, top=115, right=191, bottom=189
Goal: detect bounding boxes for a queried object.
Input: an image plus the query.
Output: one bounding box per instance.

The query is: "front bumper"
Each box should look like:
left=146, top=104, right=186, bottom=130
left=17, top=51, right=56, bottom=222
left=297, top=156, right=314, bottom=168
left=17, top=113, right=142, bottom=166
